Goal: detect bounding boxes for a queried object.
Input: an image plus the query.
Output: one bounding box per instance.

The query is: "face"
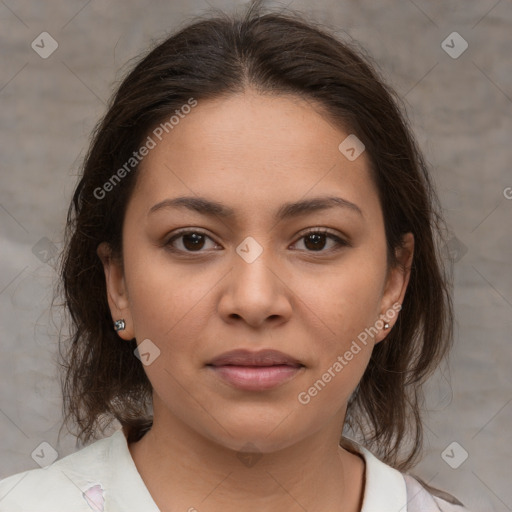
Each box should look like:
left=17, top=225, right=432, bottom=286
left=98, top=89, right=413, bottom=453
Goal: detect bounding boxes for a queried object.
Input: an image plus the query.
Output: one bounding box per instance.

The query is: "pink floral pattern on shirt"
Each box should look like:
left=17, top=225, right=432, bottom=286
left=82, top=483, right=105, bottom=511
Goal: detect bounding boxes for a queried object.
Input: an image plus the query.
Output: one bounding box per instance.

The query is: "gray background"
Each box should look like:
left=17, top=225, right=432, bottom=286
left=1, top=1, right=511, bottom=511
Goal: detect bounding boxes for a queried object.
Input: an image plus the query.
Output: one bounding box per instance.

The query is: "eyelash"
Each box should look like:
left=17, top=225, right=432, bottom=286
left=164, top=228, right=350, bottom=255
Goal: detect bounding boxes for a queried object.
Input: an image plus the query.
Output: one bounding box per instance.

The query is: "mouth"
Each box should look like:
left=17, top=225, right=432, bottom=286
left=206, top=349, right=305, bottom=391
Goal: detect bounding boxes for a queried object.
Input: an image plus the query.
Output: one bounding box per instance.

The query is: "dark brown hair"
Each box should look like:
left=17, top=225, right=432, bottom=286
left=56, top=0, right=453, bottom=471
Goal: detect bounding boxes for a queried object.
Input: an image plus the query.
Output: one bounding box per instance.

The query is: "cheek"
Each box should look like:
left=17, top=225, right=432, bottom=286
left=297, top=346, right=373, bottom=413
left=295, top=276, right=379, bottom=414
left=301, top=254, right=387, bottom=351
left=123, top=244, right=211, bottom=339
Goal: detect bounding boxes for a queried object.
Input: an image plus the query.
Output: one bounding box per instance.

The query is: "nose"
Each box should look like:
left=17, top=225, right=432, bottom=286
left=217, top=242, right=293, bottom=329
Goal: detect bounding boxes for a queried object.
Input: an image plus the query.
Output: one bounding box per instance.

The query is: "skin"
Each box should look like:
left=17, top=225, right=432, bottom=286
left=97, top=88, right=414, bottom=512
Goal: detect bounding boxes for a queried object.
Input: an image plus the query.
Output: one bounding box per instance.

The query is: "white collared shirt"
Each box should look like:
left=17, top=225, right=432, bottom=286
left=0, top=428, right=471, bottom=511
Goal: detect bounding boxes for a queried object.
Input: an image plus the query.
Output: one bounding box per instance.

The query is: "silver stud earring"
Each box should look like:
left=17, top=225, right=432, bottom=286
left=384, top=322, right=390, bottom=329
left=114, top=319, right=126, bottom=331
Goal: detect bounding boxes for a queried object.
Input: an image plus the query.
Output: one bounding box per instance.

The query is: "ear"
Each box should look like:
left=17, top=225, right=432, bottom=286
left=96, top=241, right=135, bottom=340
left=374, top=232, right=414, bottom=344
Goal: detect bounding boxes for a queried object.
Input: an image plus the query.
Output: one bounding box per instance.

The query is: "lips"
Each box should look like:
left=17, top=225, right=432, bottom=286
left=207, top=349, right=304, bottom=368
left=206, top=349, right=305, bottom=391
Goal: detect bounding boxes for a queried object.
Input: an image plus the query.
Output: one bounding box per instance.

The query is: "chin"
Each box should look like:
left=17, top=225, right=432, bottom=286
left=198, top=409, right=308, bottom=454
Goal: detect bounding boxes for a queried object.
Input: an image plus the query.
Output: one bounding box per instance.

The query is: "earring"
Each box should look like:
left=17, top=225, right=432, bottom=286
left=384, top=322, right=390, bottom=329
left=114, top=319, right=126, bottom=331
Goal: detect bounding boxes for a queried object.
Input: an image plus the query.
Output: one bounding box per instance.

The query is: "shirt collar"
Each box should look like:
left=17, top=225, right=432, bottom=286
left=343, top=438, right=409, bottom=512
left=107, top=428, right=160, bottom=510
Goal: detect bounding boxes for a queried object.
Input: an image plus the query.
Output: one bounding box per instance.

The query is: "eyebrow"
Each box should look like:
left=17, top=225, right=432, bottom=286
left=148, top=195, right=363, bottom=220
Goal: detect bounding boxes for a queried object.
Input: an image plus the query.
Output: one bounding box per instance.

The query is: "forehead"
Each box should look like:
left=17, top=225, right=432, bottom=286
left=129, top=90, right=380, bottom=224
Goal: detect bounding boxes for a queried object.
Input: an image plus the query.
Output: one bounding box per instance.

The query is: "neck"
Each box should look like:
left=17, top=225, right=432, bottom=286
left=127, top=404, right=365, bottom=512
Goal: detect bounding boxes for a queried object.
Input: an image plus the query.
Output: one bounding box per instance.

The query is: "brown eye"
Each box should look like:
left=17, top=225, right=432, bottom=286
left=164, top=228, right=349, bottom=255
left=181, top=232, right=206, bottom=251
left=165, top=230, right=218, bottom=252
left=293, top=229, right=349, bottom=253
left=303, top=232, right=328, bottom=251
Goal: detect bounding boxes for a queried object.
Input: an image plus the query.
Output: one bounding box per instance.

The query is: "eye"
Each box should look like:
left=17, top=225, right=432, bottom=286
left=165, top=228, right=349, bottom=254
left=291, top=229, right=349, bottom=252
left=165, top=229, right=219, bottom=253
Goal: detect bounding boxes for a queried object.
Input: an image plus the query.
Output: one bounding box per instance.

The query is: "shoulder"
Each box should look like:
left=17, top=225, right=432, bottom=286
left=0, top=433, right=116, bottom=512
left=342, top=438, right=473, bottom=512
left=404, top=474, right=472, bottom=512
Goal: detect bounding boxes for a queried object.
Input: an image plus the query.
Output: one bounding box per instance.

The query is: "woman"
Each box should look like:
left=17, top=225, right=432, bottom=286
left=0, top=1, right=470, bottom=510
